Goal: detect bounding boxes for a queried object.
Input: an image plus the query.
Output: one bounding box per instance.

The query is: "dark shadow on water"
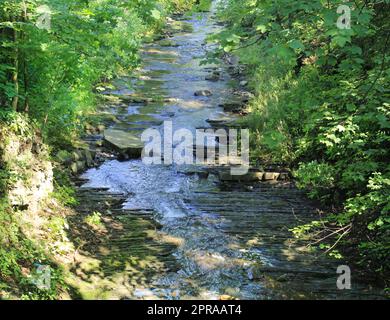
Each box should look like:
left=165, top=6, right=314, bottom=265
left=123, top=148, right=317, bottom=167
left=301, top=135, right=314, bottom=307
left=65, top=187, right=180, bottom=299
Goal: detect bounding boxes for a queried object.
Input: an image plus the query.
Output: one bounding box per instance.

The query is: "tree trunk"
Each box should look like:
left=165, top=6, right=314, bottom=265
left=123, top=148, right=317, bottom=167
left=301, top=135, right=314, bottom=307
left=11, top=28, right=19, bottom=111
left=22, top=1, right=29, bottom=113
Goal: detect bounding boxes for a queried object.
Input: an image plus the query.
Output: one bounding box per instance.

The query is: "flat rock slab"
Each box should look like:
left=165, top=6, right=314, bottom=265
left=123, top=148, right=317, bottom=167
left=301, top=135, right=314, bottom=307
left=158, top=39, right=179, bottom=47
left=219, top=171, right=264, bottom=182
left=177, top=166, right=210, bottom=179
left=104, top=129, right=144, bottom=158
left=109, top=94, right=176, bottom=104
left=219, top=170, right=287, bottom=182
left=206, top=113, right=236, bottom=125
left=124, top=114, right=164, bottom=126
left=263, top=172, right=281, bottom=181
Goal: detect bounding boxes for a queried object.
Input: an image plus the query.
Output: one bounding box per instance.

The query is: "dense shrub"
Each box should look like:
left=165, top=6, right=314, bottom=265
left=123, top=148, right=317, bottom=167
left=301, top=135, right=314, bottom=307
left=0, top=0, right=197, bottom=147
left=0, top=0, right=200, bottom=299
left=212, top=0, right=389, bottom=282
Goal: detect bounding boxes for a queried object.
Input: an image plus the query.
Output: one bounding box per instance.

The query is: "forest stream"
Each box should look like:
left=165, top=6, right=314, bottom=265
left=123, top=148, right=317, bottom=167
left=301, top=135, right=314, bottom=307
left=69, top=3, right=384, bottom=300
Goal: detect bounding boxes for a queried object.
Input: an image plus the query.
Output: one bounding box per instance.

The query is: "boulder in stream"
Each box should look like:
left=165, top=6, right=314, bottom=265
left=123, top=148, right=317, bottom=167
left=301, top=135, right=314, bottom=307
left=194, top=90, right=212, bottom=97
left=219, top=102, right=245, bottom=113
left=263, top=172, right=281, bottom=181
left=205, top=72, right=221, bottom=82
left=104, top=128, right=144, bottom=158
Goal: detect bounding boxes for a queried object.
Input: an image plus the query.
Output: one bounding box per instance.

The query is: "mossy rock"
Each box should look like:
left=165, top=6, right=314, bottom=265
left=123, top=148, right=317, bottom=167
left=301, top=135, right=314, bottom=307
left=158, top=39, right=179, bottom=47
left=103, top=129, right=144, bottom=158
left=124, top=114, right=163, bottom=126
left=56, top=150, right=72, bottom=165
left=70, top=161, right=86, bottom=174
left=167, top=20, right=194, bottom=34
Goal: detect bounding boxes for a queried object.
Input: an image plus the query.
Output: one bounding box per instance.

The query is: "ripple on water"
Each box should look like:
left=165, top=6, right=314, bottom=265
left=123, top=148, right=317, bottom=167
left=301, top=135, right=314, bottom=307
left=79, top=0, right=385, bottom=300
left=82, top=160, right=196, bottom=218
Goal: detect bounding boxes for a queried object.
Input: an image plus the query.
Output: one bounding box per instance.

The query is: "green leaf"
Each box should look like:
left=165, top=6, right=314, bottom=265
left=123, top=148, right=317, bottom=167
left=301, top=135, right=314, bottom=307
left=332, top=35, right=350, bottom=47
left=256, top=25, right=267, bottom=33
left=150, top=9, right=161, bottom=20
left=289, top=39, right=304, bottom=51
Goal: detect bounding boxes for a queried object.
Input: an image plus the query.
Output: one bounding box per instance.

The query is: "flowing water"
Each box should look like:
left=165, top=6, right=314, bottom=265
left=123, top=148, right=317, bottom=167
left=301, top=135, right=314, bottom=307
left=77, top=3, right=383, bottom=300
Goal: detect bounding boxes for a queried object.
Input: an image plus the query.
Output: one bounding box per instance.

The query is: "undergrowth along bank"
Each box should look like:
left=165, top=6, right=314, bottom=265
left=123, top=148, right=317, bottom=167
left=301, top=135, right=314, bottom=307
left=210, top=0, right=389, bottom=287
left=0, top=0, right=205, bottom=299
